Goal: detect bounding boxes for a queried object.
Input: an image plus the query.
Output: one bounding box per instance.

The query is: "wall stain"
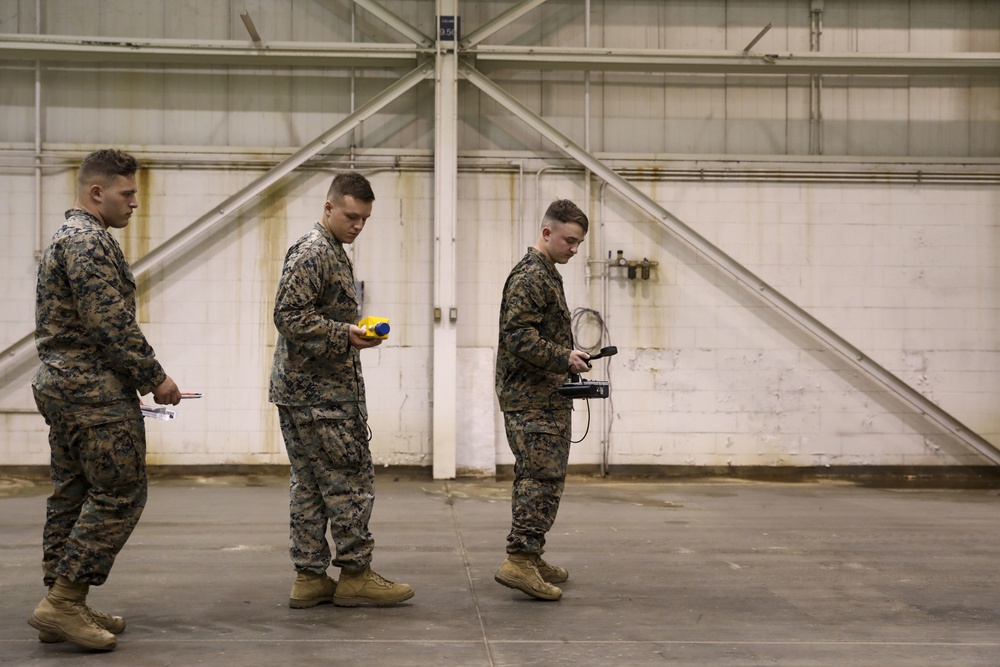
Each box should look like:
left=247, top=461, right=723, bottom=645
left=257, top=190, right=288, bottom=457
left=123, top=167, right=152, bottom=322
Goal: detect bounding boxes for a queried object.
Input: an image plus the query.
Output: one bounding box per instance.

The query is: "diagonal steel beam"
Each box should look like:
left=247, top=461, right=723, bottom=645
left=0, top=60, right=434, bottom=382
left=131, top=60, right=429, bottom=279
left=350, top=0, right=435, bottom=48
left=460, top=0, right=550, bottom=49
left=459, top=60, right=1000, bottom=466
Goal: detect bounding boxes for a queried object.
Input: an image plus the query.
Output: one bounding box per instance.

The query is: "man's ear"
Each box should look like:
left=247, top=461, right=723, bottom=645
left=88, top=183, right=103, bottom=203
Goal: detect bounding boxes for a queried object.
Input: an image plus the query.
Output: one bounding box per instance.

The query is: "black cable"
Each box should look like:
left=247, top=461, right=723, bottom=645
left=570, top=307, right=608, bottom=354
left=570, top=308, right=615, bottom=471
left=353, top=352, right=374, bottom=444
left=570, top=398, right=592, bottom=444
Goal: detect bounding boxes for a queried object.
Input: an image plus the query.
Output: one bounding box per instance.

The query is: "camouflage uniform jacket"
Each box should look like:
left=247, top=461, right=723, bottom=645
left=269, top=222, right=367, bottom=409
left=33, top=209, right=167, bottom=403
left=495, top=247, right=574, bottom=412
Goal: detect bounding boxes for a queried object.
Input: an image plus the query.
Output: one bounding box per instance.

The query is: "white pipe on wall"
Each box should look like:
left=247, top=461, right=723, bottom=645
left=33, top=0, right=43, bottom=260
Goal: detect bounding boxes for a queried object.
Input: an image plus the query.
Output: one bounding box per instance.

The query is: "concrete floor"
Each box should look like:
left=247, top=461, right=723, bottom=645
left=1, top=471, right=998, bottom=666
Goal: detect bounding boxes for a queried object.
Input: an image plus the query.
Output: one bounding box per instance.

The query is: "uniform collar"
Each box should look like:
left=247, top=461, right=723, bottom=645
left=64, top=208, right=104, bottom=229
left=527, top=246, right=562, bottom=280
left=314, top=221, right=345, bottom=247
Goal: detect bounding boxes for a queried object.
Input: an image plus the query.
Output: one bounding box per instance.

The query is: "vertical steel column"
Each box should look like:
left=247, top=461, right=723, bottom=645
left=432, top=0, right=459, bottom=479
left=33, top=0, right=43, bottom=260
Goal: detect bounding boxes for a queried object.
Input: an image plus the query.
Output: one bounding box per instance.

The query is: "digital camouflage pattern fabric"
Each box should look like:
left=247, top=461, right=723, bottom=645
left=278, top=405, right=375, bottom=572
left=496, top=246, right=576, bottom=556
left=34, top=389, right=146, bottom=586
left=495, top=247, right=575, bottom=413
left=270, top=221, right=374, bottom=573
left=269, top=222, right=367, bottom=409
left=33, top=208, right=159, bottom=587
left=503, top=409, right=572, bottom=554
left=34, top=209, right=166, bottom=403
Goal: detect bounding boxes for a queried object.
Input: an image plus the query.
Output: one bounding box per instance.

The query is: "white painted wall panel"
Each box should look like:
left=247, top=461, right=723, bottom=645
left=1, top=0, right=998, bottom=471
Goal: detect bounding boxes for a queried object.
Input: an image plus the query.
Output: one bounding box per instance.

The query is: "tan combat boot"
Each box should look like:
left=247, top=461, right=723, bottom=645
left=28, top=577, right=117, bottom=651
left=333, top=566, right=414, bottom=606
left=288, top=571, right=338, bottom=608
left=535, top=555, right=569, bottom=584
left=494, top=552, right=562, bottom=601
left=38, top=603, right=125, bottom=643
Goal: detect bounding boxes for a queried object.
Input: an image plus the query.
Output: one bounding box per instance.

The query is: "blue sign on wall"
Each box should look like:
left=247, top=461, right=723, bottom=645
left=439, top=15, right=461, bottom=41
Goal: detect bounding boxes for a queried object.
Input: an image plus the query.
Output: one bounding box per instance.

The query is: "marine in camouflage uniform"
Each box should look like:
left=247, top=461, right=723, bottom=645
left=29, top=149, right=181, bottom=651
left=269, top=172, right=413, bottom=608
left=494, top=199, right=592, bottom=601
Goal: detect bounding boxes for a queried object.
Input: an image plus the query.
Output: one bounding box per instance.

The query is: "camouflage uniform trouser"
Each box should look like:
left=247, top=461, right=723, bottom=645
left=277, top=405, right=375, bottom=574
left=504, top=409, right=572, bottom=555
left=33, top=388, right=147, bottom=587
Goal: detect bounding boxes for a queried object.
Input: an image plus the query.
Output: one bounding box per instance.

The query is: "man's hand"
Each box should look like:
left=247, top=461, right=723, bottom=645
left=349, top=325, right=384, bottom=351
left=568, top=349, right=591, bottom=374
left=152, top=375, right=182, bottom=405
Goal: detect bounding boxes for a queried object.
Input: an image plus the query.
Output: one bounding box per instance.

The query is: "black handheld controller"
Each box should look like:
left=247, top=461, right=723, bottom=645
left=557, top=346, right=618, bottom=399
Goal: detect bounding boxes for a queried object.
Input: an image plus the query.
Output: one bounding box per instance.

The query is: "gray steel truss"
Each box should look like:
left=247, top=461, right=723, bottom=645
left=0, top=60, right=433, bottom=380
left=459, top=60, right=1000, bottom=467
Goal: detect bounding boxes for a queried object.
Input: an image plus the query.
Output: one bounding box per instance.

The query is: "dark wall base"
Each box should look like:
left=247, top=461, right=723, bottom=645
left=2, top=464, right=998, bottom=488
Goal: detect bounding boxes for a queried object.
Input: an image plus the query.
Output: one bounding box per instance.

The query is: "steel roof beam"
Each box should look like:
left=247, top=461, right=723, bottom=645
left=459, top=60, right=1000, bottom=466
left=471, top=45, right=1000, bottom=76
left=4, top=34, right=997, bottom=76
left=0, top=33, right=430, bottom=68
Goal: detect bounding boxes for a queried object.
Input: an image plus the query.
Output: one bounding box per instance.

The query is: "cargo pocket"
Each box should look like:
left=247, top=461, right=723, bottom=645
left=79, top=416, right=146, bottom=489
left=309, top=405, right=367, bottom=470
left=519, top=410, right=571, bottom=479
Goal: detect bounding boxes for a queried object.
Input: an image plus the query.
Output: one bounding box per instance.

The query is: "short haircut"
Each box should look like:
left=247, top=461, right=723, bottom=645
left=327, top=172, right=375, bottom=203
left=542, top=199, right=589, bottom=234
left=77, top=149, right=140, bottom=188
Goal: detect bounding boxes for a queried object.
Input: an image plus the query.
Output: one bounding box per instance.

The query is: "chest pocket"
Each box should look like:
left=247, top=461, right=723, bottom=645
left=315, top=269, right=359, bottom=324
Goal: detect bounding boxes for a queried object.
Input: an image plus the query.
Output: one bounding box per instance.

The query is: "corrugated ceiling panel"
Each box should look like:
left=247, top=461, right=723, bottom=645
left=969, top=81, right=1000, bottom=157
left=0, top=0, right=995, bottom=158
left=0, top=66, right=33, bottom=143
left=909, top=81, right=971, bottom=157
left=846, top=80, right=910, bottom=156
left=725, top=76, right=788, bottom=155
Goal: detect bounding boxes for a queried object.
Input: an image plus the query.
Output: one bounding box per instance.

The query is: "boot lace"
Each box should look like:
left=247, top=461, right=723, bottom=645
left=85, top=606, right=114, bottom=624
left=366, top=570, right=394, bottom=588
left=76, top=603, right=107, bottom=630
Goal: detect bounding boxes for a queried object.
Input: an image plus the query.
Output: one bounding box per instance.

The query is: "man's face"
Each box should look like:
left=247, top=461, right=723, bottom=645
left=540, top=221, right=586, bottom=264
left=94, top=174, right=138, bottom=230
left=322, top=195, right=373, bottom=244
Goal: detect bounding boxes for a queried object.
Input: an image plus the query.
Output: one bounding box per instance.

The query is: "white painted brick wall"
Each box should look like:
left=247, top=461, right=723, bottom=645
left=1, top=168, right=997, bottom=469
